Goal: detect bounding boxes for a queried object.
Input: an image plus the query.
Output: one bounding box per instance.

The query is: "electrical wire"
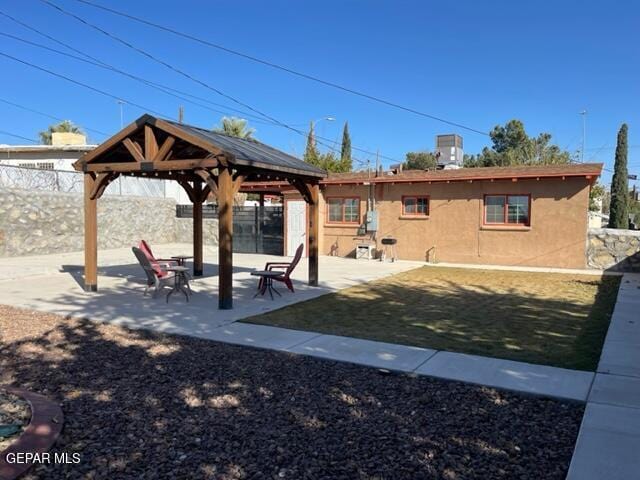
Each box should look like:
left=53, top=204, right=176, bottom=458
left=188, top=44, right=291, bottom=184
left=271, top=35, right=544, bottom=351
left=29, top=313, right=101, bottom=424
left=0, top=97, right=110, bottom=138
left=0, top=50, right=176, bottom=120
left=32, top=0, right=394, bottom=163
left=69, top=0, right=490, bottom=136
left=0, top=129, right=39, bottom=143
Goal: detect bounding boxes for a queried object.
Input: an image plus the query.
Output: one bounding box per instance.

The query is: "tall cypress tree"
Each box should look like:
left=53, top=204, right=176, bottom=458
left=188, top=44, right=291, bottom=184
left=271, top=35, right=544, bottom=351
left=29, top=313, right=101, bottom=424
left=303, top=121, right=319, bottom=166
left=608, top=123, right=629, bottom=229
left=340, top=121, right=352, bottom=172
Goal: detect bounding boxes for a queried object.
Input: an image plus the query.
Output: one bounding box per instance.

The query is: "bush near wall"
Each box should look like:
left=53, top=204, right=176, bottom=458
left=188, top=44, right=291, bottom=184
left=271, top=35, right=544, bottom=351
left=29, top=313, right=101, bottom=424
left=587, top=228, right=640, bottom=272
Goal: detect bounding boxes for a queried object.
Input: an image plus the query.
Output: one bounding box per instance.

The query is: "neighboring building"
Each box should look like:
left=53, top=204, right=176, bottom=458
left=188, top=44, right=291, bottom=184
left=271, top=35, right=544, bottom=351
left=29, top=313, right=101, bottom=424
left=0, top=133, right=182, bottom=200
left=274, top=163, right=602, bottom=269
left=0, top=132, right=96, bottom=170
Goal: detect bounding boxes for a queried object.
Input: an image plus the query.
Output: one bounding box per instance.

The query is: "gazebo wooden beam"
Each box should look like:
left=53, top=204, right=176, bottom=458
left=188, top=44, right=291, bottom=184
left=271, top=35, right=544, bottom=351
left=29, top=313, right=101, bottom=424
left=193, top=181, right=204, bottom=277
left=89, top=172, right=115, bottom=200
left=218, top=168, right=234, bottom=309
left=122, top=138, right=145, bottom=163
left=83, top=158, right=219, bottom=173
left=153, top=136, right=175, bottom=162
left=144, top=125, right=158, bottom=160
left=84, top=174, right=98, bottom=291
left=308, top=184, right=320, bottom=286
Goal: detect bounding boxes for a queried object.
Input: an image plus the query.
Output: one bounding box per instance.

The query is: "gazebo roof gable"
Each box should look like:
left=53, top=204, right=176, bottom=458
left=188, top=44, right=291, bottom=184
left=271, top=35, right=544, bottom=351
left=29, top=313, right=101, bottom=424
left=73, top=114, right=326, bottom=179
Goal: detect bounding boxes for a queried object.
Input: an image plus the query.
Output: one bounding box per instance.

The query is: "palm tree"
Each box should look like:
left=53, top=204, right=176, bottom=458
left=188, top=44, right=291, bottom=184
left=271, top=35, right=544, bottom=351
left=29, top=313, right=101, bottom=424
left=213, top=117, right=255, bottom=140
left=38, top=120, right=84, bottom=145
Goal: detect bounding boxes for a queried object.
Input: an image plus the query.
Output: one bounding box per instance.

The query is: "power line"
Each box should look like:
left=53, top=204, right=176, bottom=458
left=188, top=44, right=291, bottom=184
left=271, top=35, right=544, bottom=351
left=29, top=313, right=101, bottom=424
left=0, top=97, right=110, bottom=138
left=0, top=129, right=39, bottom=144
left=70, top=0, right=490, bottom=136
left=0, top=11, right=279, bottom=127
left=36, top=0, right=391, bottom=163
left=0, top=50, right=176, bottom=120
left=0, top=27, right=401, bottom=164
left=0, top=30, right=278, bottom=128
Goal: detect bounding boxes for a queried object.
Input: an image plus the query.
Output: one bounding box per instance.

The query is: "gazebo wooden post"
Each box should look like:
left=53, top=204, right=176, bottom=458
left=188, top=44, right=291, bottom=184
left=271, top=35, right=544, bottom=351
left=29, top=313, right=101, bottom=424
left=218, top=168, right=234, bottom=309
left=193, top=181, right=204, bottom=276
left=83, top=173, right=98, bottom=291
left=308, top=183, right=320, bottom=286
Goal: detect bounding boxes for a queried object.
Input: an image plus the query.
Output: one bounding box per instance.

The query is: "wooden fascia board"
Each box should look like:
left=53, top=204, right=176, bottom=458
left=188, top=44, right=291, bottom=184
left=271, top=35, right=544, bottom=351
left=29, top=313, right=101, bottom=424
left=83, top=158, right=220, bottom=173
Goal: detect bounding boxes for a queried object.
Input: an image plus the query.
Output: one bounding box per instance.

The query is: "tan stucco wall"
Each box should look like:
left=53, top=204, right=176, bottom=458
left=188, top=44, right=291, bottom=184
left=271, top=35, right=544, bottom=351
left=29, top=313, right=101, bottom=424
left=306, top=177, right=591, bottom=269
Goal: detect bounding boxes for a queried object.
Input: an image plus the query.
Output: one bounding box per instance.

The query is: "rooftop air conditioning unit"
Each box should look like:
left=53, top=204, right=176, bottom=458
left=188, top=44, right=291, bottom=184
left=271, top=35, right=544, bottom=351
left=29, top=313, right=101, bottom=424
left=435, top=134, right=463, bottom=168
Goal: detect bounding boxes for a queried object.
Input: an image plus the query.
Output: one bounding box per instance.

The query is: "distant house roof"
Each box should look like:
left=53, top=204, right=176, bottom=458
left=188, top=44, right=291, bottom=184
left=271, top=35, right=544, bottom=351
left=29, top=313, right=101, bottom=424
left=321, top=163, right=603, bottom=185
left=241, top=163, right=603, bottom=192
left=0, top=144, right=97, bottom=154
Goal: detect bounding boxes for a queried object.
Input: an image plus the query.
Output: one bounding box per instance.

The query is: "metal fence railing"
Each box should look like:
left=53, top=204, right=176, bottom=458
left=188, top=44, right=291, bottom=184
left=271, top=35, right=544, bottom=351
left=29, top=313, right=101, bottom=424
left=0, top=163, right=167, bottom=197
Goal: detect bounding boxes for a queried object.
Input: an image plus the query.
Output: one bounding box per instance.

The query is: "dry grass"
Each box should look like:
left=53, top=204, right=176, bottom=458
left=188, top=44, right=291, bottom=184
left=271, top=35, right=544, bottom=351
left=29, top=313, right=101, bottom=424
left=245, top=267, right=621, bottom=370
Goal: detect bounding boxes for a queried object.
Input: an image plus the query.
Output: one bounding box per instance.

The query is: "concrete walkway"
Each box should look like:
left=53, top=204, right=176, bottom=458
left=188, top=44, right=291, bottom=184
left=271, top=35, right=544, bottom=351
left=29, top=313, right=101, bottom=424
left=0, top=246, right=602, bottom=403
left=0, top=244, right=421, bottom=330
left=567, top=273, right=640, bottom=480
left=229, top=324, right=594, bottom=401
left=4, top=247, right=638, bottom=474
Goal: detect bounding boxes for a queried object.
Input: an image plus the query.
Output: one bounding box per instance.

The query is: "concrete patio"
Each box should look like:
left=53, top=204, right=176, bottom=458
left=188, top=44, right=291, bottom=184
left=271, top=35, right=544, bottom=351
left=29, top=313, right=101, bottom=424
left=0, top=244, right=421, bottom=336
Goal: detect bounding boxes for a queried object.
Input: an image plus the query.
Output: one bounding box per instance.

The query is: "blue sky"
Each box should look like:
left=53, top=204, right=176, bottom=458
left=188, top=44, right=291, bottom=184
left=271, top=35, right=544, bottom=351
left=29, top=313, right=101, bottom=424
left=0, top=0, right=638, bottom=184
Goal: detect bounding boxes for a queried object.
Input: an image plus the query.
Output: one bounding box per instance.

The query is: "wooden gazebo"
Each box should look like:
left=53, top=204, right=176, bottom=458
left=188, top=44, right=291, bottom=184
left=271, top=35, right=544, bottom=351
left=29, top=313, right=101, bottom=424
left=73, top=114, right=326, bottom=309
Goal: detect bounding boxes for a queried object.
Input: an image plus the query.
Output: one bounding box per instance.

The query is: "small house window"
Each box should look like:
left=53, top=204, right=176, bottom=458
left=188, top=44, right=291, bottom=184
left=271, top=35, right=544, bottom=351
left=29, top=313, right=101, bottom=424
left=484, top=195, right=530, bottom=226
left=327, top=197, right=360, bottom=224
left=402, top=196, right=429, bottom=216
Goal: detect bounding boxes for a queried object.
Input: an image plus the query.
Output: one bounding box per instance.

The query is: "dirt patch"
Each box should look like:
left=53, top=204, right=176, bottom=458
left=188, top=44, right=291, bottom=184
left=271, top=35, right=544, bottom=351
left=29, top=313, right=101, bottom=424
left=1, top=305, right=583, bottom=479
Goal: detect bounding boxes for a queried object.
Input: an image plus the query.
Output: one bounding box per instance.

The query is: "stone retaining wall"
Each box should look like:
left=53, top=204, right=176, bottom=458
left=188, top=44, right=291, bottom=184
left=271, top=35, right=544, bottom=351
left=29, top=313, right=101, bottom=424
left=0, top=188, right=218, bottom=257
left=587, top=228, right=640, bottom=272
left=175, top=217, right=219, bottom=246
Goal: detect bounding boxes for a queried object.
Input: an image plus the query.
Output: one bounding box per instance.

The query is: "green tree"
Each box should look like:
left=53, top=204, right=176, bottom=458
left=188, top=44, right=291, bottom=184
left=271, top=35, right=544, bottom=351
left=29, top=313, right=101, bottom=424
left=589, top=182, right=606, bottom=212
left=38, top=120, right=84, bottom=145
left=403, top=151, right=438, bottom=170
left=472, top=120, right=571, bottom=167
left=303, top=121, right=352, bottom=172
left=608, top=123, right=629, bottom=228
left=214, top=117, right=255, bottom=139
left=339, top=122, right=352, bottom=171
left=303, top=121, right=320, bottom=166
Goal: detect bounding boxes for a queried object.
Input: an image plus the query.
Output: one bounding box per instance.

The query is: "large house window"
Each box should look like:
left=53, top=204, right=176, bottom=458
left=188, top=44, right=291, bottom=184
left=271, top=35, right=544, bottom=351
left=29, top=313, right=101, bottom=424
left=327, top=197, right=360, bottom=224
left=402, top=196, right=429, bottom=216
left=484, top=194, right=530, bottom=226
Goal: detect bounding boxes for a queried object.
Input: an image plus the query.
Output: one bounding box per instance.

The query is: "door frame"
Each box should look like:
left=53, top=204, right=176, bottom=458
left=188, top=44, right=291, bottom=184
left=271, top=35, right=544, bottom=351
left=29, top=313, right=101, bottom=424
left=284, top=197, right=309, bottom=257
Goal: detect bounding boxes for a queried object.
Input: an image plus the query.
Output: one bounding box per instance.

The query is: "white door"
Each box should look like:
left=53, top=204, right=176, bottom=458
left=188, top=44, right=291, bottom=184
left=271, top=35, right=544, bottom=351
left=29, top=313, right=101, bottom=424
left=287, top=200, right=307, bottom=256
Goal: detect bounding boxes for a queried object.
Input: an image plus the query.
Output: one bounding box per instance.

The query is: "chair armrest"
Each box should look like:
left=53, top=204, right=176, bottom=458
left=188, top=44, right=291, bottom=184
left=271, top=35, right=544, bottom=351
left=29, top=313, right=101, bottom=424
left=156, top=258, right=179, bottom=262
left=264, top=262, right=290, bottom=270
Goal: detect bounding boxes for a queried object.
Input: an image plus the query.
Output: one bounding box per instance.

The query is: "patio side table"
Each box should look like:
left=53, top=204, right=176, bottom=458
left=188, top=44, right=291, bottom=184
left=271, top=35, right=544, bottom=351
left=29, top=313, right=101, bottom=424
left=170, top=255, right=193, bottom=266
left=165, top=266, right=191, bottom=303
left=251, top=270, right=282, bottom=300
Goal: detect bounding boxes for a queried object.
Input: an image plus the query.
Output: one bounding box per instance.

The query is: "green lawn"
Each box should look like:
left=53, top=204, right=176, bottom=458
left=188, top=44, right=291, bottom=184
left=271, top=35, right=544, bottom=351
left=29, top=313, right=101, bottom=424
left=244, top=267, right=621, bottom=371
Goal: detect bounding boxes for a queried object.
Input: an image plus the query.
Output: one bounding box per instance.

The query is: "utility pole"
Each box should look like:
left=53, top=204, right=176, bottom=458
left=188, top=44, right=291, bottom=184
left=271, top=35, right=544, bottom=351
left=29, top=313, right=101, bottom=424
left=178, top=105, right=184, bottom=124
left=580, top=110, right=587, bottom=162
left=117, top=100, right=125, bottom=129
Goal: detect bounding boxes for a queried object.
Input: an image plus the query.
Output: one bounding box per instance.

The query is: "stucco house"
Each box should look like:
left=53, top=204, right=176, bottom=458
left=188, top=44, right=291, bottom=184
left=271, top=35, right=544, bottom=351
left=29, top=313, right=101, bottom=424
left=255, top=163, right=602, bottom=269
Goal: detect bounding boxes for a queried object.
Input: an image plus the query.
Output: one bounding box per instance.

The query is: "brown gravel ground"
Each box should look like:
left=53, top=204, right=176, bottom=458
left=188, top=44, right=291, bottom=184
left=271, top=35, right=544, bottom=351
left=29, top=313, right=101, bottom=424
left=0, top=305, right=583, bottom=480
left=0, top=390, right=31, bottom=451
